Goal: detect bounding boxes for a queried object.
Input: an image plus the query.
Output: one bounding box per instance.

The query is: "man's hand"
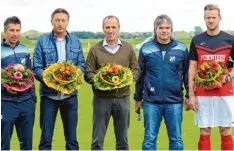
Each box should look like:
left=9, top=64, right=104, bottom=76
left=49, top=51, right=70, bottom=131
left=222, top=74, right=232, bottom=84
left=135, top=101, right=142, bottom=113
left=184, top=98, right=191, bottom=111
left=188, top=96, right=198, bottom=111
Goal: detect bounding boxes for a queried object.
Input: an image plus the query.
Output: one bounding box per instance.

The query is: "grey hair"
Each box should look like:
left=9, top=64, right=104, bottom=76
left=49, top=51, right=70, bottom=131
left=4, top=16, right=21, bottom=31
left=153, top=14, right=174, bottom=40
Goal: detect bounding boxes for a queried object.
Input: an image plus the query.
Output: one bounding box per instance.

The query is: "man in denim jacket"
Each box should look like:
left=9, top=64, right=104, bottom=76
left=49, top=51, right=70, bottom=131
left=33, top=8, right=85, bottom=150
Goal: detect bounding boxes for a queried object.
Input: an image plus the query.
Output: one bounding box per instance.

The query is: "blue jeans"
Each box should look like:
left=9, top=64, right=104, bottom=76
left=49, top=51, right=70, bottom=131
left=142, top=101, right=183, bottom=150
left=38, top=96, right=79, bottom=150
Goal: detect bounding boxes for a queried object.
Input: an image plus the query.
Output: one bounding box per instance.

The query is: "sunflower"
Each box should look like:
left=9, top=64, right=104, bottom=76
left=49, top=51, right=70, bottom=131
left=112, top=76, right=120, bottom=84
left=94, top=63, right=133, bottom=90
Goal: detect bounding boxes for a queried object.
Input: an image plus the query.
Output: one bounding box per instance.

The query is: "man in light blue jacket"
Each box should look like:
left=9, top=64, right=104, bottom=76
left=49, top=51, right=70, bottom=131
left=33, top=8, right=85, bottom=150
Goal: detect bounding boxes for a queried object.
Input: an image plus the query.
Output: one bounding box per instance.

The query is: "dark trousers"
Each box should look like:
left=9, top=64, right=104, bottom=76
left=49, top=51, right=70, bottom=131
left=91, top=95, right=130, bottom=150
left=1, top=99, right=35, bottom=150
left=38, top=96, right=78, bottom=150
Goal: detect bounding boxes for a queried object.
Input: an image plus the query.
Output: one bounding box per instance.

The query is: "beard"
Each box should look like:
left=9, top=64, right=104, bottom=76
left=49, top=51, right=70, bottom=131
left=206, top=23, right=219, bottom=31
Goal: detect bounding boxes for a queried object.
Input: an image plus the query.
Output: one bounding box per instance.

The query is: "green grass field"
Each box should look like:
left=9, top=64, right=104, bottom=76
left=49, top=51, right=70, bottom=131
left=9, top=38, right=234, bottom=150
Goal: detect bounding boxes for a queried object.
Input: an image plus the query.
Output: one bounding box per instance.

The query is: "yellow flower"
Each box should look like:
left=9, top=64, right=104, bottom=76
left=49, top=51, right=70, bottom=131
left=203, top=62, right=209, bottom=68
left=200, top=65, right=206, bottom=71
left=112, top=76, right=119, bottom=84
left=103, top=66, right=109, bottom=71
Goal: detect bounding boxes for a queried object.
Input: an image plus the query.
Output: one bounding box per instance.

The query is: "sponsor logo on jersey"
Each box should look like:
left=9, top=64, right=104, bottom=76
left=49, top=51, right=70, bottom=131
left=200, top=42, right=206, bottom=45
left=200, top=55, right=225, bottom=62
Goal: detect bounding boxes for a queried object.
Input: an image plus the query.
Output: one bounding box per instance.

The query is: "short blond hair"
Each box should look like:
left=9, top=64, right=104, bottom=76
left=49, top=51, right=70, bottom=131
left=204, top=4, right=221, bottom=17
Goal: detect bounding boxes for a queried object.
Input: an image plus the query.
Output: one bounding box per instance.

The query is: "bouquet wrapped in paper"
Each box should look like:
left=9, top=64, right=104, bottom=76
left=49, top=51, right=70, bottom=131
left=43, top=61, right=83, bottom=94
left=94, top=63, right=133, bottom=90
left=194, top=61, right=227, bottom=90
left=1, top=64, right=35, bottom=92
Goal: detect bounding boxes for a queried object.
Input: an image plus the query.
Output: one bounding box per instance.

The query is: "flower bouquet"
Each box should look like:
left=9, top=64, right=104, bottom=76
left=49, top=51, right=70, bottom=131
left=94, top=63, right=133, bottom=90
left=43, top=61, right=83, bottom=94
left=194, top=61, right=227, bottom=90
left=1, top=64, right=35, bottom=92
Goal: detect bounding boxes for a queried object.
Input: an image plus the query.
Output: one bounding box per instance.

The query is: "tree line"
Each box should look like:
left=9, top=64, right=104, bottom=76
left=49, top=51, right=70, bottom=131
left=70, top=31, right=152, bottom=39
left=18, top=26, right=234, bottom=40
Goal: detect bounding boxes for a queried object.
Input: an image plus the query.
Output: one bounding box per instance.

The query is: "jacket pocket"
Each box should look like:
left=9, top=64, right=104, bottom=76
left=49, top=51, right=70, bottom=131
left=70, top=48, right=80, bottom=62
left=165, top=79, right=182, bottom=96
left=43, top=48, right=56, bottom=65
left=145, top=78, right=160, bottom=96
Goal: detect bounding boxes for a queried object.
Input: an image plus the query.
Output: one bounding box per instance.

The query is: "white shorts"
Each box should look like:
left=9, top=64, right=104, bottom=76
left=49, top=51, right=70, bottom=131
left=195, top=96, right=234, bottom=128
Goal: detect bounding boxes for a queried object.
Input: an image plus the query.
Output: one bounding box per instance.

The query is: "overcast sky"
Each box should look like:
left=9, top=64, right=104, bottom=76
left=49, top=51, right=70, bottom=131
left=0, top=0, right=233, bottom=32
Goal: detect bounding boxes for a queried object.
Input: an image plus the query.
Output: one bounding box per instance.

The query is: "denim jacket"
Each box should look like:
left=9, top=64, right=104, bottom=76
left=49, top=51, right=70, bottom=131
left=33, top=32, right=86, bottom=97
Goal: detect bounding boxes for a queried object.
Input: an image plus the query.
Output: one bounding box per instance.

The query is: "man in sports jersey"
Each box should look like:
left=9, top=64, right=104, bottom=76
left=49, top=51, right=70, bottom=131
left=188, top=4, right=234, bottom=150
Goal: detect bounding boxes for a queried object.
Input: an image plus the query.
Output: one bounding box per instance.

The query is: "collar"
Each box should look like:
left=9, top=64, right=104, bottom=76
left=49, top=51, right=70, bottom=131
left=51, top=30, right=69, bottom=40
left=1, top=39, right=20, bottom=48
left=102, top=38, right=122, bottom=47
left=153, top=39, right=177, bottom=48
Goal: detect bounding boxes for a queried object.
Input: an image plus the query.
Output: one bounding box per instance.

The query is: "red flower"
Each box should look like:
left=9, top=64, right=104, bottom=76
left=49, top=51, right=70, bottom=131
left=102, top=75, right=107, bottom=80
left=211, top=62, right=217, bottom=69
left=112, top=67, right=118, bottom=74
left=29, top=73, right=36, bottom=78
left=201, top=71, right=207, bottom=78
left=56, top=74, right=62, bottom=80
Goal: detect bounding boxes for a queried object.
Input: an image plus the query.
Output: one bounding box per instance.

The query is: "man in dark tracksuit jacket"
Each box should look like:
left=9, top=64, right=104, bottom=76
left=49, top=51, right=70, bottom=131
left=134, top=14, right=189, bottom=150
left=1, top=16, right=36, bottom=150
left=33, top=8, right=85, bottom=150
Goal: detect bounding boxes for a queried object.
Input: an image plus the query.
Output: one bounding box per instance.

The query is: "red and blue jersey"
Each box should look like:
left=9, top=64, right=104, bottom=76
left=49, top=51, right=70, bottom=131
left=189, top=31, right=234, bottom=96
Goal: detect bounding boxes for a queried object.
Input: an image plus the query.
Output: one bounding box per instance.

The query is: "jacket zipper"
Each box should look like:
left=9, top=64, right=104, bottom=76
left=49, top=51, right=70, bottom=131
left=161, top=43, right=173, bottom=104
left=161, top=50, right=166, bottom=105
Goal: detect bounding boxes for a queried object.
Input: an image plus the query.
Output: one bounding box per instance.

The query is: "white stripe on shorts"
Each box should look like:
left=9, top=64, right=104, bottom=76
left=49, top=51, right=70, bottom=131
left=195, top=96, right=234, bottom=128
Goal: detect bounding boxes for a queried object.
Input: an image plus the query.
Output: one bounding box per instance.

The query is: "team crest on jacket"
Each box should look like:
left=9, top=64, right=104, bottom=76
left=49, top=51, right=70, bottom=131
left=169, top=56, right=175, bottom=62
left=21, top=58, right=26, bottom=65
